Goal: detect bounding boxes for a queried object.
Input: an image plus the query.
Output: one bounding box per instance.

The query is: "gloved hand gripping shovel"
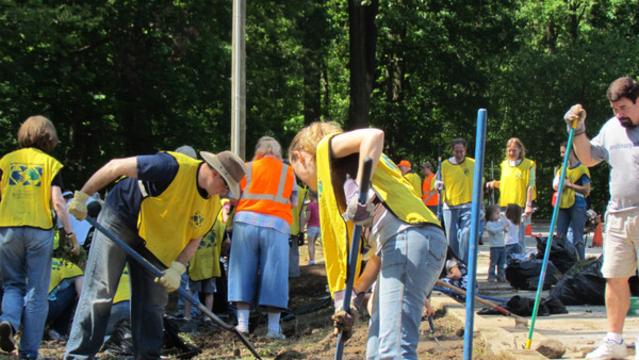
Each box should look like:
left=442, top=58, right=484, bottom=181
left=85, top=202, right=262, bottom=360
left=334, top=158, right=374, bottom=360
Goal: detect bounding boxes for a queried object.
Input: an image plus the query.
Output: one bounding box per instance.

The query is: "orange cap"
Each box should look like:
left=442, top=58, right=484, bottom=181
left=398, top=160, right=411, bottom=168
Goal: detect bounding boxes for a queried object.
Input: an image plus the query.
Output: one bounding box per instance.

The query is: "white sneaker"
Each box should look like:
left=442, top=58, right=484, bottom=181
left=266, top=330, right=286, bottom=340
left=235, top=325, right=248, bottom=334
left=585, top=338, right=627, bottom=360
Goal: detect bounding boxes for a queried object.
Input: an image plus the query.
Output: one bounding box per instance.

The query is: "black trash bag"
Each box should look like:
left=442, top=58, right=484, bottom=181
left=535, top=235, right=577, bottom=274
left=506, top=259, right=561, bottom=290
left=101, top=319, right=133, bottom=356
left=550, top=256, right=639, bottom=305
left=542, top=297, right=568, bottom=315
left=506, top=295, right=568, bottom=316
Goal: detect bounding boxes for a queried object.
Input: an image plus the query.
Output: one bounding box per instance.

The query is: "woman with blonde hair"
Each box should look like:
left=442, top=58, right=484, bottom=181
left=486, top=137, right=536, bottom=253
left=227, top=135, right=296, bottom=339
left=288, top=122, right=446, bottom=359
left=0, top=116, right=78, bottom=359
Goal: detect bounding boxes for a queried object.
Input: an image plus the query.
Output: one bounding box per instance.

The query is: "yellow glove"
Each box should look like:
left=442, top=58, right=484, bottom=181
left=154, top=261, right=186, bottom=293
left=68, top=191, right=90, bottom=220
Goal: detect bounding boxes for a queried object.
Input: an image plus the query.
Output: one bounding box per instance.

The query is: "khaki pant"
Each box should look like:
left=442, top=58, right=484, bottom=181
left=601, top=208, right=639, bottom=278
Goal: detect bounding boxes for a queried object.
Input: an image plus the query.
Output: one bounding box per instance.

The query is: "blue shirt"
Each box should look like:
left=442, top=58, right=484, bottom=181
left=105, top=152, right=206, bottom=231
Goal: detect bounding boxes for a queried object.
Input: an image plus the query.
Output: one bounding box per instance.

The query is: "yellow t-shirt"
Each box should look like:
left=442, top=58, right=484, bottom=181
left=556, top=164, right=590, bottom=209
left=113, top=267, right=131, bottom=304
left=499, top=158, right=535, bottom=207
left=404, top=172, right=422, bottom=198
left=49, top=258, right=83, bottom=293
left=0, top=148, right=63, bottom=229
left=138, top=151, right=221, bottom=267
left=188, top=206, right=227, bottom=281
left=440, top=158, right=475, bottom=206
left=316, top=134, right=440, bottom=296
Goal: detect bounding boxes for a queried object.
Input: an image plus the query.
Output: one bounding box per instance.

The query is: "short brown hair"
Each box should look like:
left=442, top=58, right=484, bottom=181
left=17, top=115, right=59, bottom=153
left=607, top=76, right=639, bottom=103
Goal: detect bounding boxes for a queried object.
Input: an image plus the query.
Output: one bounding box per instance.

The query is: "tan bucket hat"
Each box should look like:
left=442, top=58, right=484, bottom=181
left=200, top=150, right=246, bottom=197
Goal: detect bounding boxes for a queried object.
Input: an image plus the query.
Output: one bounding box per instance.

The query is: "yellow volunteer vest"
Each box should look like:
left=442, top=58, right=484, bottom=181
left=137, top=151, right=221, bottom=267
left=114, top=267, right=131, bottom=304
left=556, top=164, right=590, bottom=209
left=499, top=158, right=536, bottom=208
left=404, top=172, right=422, bottom=198
left=188, top=213, right=225, bottom=281
left=316, top=134, right=440, bottom=296
left=0, top=148, right=63, bottom=229
left=49, top=258, right=83, bottom=293
left=441, top=158, right=475, bottom=206
left=290, top=185, right=308, bottom=236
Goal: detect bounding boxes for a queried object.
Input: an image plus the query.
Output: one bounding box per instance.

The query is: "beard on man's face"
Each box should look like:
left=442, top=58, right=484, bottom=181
left=618, top=117, right=636, bottom=129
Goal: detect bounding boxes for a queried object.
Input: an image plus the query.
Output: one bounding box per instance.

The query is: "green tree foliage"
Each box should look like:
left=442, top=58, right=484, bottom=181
left=0, top=0, right=637, bottom=216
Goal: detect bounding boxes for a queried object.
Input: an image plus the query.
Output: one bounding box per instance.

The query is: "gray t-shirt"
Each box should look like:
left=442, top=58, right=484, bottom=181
left=590, top=117, right=639, bottom=212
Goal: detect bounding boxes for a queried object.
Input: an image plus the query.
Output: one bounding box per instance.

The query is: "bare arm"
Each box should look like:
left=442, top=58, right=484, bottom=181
left=354, top=253, right=380, bottom=294
left=52, top=185, right=73, bottom=235
left=175, top=237, right=202, bottom=265
left=573, top=133, right=601, bottom=167
left=52, top=185, right=79, bottom=253
left=330, top=128, right=385, bottom=186
left=567, top=180, right=591, bottom=197
left=79, top=157, right=138, bottom=195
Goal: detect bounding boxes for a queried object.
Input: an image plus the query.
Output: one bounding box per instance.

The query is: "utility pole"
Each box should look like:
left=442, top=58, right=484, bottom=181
left=231, top=0, right=246, bottom=159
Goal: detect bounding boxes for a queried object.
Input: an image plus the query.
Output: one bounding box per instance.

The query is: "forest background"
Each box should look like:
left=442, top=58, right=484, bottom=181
left=1, top=0, right=637, bottom=217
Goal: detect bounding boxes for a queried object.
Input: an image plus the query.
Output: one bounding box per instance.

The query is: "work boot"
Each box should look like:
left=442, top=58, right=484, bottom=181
left=585, top=338, right=627, bottom=360
left=0, top=320, right=16, bottom=353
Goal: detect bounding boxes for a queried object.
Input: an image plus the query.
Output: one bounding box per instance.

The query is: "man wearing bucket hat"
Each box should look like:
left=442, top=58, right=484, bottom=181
left=63, top=148, right=245, bottom=359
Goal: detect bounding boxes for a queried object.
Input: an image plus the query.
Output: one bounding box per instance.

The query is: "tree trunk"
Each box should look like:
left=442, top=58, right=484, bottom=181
left=346, top=0, right=378, bottom=130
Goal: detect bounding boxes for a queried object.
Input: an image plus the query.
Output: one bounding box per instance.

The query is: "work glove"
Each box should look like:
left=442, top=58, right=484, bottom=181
left=154, top=261, right=186, bottom=293
left=342, top=176, right=375, bottom=226
left=331, top=309, right=355, bottom=341
left=563, top=104, right=587, bottom=135
left=434, top=180, right=444, bottom=191
left=68, top=191, right=90, bottom=220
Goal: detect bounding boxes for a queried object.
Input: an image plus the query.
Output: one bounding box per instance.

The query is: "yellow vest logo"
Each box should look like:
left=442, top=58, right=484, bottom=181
left=9, top=164, right=43, bottom=187
left=191, top=211, right=204, bottom=228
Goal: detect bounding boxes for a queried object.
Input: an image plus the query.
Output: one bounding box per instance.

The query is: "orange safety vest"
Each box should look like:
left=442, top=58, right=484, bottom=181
left=422, top=173, right=439, bottom=206
left=236, top=156, right=295, bottom=224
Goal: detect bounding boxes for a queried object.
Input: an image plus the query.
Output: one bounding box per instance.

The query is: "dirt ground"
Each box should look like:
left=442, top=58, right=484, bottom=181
left=0, top=245, right=505, bottom=359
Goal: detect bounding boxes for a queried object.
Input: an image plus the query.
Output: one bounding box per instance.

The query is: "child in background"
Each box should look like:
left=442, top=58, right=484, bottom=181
left=484, top=205, right=508, bottom=282
left=184, top=200, right=228, bottom=322
left=305, top=194, right=320, bottom=265
left=504, top=204, right=523, bottom=264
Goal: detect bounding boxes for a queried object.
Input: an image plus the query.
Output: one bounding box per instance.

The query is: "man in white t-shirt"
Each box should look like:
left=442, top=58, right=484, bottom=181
left=564, top=76, right=639, bottom=360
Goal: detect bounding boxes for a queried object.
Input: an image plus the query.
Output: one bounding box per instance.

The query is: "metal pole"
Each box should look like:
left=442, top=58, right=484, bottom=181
left=525, top=126, right=576, bottom=349
left=231, top=0, right=246, bottom=159
left=463, top=108, right=487, bottom=360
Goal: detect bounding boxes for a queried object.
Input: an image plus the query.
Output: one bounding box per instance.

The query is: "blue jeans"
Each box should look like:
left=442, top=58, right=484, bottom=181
left=0, top=227, right=53, bottom=359
left=443, top=206, right=472, bottom=263
left=65, top=205, right=167, bottom=359
left=488, top=247, right=506, bottom=281
left=47, top=280, right=79, bottom=335
left=557, top=205, right=587, bottom=260
left=366, top=225, right=447, bottom=359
